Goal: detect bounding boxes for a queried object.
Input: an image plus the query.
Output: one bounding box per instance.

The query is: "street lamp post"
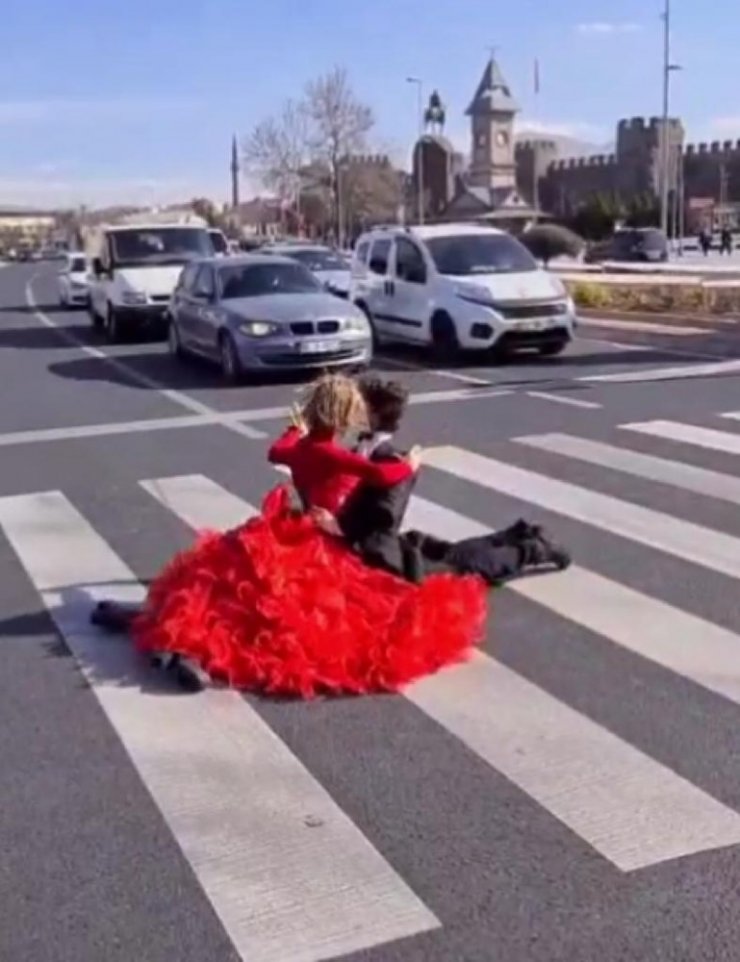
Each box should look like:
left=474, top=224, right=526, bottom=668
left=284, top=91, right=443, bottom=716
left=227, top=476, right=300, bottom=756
left=660, top=0, right=681, bottom=239
left=407, top=77, right=424, bottom=225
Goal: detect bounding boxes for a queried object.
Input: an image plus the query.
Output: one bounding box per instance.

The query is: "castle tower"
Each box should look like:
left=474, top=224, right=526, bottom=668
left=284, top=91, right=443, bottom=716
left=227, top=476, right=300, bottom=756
left=230, top=134, right=240, bottom=210
left=466, top=57, right=519, bottom=191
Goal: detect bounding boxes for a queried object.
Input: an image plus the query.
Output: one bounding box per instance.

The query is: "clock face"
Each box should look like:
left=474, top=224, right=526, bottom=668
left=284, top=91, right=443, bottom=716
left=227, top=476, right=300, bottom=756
left=496, top=130, right=509, bottom=147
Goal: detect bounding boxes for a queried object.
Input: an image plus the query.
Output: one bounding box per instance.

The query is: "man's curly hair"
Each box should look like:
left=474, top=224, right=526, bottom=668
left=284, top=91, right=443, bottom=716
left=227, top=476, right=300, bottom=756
left=358, top=377, right=409, bottom=433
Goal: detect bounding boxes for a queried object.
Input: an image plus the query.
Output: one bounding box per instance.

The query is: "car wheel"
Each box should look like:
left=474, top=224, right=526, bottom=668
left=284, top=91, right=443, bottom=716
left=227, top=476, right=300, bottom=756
left=219, top=331, right=242, bottom=383
left=105, top=305, right=125, bottom=343
left=430, top=311, right=460, bottom=361
left=168, top=317, right=185, bottom=359
left=538, top=342, right=566, bottom=357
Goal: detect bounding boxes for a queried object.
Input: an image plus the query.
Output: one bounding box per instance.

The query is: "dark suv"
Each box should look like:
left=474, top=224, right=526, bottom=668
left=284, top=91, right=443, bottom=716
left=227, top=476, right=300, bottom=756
left=585, top=228, right=669, bottom=264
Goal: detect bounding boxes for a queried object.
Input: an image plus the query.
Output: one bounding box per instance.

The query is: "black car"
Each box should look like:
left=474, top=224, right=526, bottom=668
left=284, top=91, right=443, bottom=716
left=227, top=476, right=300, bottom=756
left=585, top=228, right=669, bottom=264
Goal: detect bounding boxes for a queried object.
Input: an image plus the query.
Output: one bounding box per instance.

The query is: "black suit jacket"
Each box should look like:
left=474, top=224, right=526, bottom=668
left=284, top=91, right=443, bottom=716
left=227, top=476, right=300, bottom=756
left=338, top=439, right=416, bottom=546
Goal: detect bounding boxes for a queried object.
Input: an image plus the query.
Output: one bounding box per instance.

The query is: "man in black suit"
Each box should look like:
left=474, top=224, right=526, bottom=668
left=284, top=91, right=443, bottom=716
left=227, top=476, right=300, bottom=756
left=313, top=378, right=570, bottom=585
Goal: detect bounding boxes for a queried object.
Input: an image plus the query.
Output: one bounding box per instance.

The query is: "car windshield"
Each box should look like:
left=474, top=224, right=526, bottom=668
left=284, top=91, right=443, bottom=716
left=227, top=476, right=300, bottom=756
left=219, top=262, right=322, bottom=299
left=283, top=248, right=347, bottom=271
left=70, top=256, right=87, bottom=272
left=426, top=234, right=537, bottom=275
left=209, top=231, right=228, bottom=253
left=110, top=228, right=212, bottom=266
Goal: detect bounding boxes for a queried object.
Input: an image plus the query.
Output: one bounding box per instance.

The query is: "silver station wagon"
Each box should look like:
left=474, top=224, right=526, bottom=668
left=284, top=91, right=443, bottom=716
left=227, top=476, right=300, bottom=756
left=168, top=254, right=373, bottom=381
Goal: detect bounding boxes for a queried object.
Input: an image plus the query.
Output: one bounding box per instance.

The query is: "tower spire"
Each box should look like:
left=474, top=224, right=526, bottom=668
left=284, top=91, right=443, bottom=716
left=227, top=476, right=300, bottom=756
left=230, top=134, right=240, bottom=209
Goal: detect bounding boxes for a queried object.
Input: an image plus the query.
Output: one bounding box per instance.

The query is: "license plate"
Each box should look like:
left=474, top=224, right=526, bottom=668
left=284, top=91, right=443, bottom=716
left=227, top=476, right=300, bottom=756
left=515, top=319, right=552, bottom=332
left=299, top=339, right=341, bottom=354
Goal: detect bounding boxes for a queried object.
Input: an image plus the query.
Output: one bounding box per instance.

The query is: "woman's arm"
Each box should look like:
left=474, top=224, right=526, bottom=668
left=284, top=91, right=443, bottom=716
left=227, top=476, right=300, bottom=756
left=320, top=444, right=415, bottom=486
left=268, top=427, right=302, bottom=465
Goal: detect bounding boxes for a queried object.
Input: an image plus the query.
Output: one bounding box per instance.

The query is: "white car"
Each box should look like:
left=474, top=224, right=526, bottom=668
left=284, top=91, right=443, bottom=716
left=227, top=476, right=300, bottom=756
left=262, top=244, right=351, bottom=298
left=349, top=224, right=576, bottom=358
left=58, top=252, right=91, bottom=308
left=88, top=223, right=212, bottom=342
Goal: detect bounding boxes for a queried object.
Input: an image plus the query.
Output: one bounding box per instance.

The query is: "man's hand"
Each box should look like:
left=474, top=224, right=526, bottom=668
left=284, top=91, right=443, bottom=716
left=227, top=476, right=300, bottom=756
left=406, top=445, right=423, bottom=472
left=310, top=507, right=343, bottom=537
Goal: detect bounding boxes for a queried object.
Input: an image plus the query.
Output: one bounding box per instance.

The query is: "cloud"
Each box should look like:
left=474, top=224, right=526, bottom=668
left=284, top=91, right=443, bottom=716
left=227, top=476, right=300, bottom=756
left=576, top=22, right=641, bottom=35
left=706, top=117, right=740, bottom=138
left=517, top=120, right=610, bottom=142
left=0, top=97, right=200, bottom=125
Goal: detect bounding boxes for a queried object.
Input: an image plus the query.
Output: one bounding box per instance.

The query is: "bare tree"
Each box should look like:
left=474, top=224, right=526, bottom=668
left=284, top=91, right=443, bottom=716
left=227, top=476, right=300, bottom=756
left=243, top=100, right=310, bottom=212
left=343, top=159, right=403, bottom=236
left=305, top=67, right=374, bottom=242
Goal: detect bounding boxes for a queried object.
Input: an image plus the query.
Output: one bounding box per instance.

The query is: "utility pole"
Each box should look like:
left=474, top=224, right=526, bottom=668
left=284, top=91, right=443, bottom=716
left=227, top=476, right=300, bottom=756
left=407, top=77, right=424, bottom=224
left=659, top=0, right=681, bottom=237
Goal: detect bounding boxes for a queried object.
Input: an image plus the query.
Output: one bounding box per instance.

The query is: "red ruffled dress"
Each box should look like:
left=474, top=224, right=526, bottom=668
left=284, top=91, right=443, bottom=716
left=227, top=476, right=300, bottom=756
left=132, top=427, right=487, bottom=698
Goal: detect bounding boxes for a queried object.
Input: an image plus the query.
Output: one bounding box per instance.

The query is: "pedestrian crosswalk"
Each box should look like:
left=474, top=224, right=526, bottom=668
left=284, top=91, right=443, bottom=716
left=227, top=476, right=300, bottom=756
left=1, top=406, right=740, bottom=961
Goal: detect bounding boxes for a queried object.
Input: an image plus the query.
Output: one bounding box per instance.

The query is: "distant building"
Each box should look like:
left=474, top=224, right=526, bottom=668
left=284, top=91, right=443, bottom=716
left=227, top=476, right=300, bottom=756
left=413, top=57, right=740, bottom=231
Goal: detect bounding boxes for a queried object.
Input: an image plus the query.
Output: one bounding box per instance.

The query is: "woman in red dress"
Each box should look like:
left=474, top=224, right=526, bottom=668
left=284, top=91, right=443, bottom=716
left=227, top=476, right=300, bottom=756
left=131, top=374, right=487, bottom=698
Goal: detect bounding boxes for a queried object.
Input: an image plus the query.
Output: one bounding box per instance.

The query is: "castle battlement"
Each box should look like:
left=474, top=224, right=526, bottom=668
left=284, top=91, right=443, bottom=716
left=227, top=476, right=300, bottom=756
left=347, top=153, right=391, bottom=166
left=515, top=139, right=557, bottom=153
left=550, top=153, right=617, bottom=172
left=617, top=115, right=683, bottom=130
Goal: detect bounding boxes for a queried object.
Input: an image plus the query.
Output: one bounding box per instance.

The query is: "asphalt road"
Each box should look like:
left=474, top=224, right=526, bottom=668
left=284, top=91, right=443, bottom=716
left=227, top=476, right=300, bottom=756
left=1, top=261, right=739, bottom=962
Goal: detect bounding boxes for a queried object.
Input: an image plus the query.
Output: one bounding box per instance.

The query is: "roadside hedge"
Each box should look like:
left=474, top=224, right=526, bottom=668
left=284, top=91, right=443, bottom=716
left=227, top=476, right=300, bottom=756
left=564, top=279, right=740, bottom=315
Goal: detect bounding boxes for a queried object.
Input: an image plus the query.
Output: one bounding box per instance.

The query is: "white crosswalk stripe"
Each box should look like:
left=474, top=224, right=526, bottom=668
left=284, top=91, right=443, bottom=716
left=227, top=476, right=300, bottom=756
left=515, top=432, right=740, bottom=505
left=2, top=408, right=740, bottom=959
left=141, top=474, right=740, bottom=873
left=620, top=419, right=740, bottom=456
left=423, top=445, right=740, bottom=578
left=0, top=490, right=438, bottom=962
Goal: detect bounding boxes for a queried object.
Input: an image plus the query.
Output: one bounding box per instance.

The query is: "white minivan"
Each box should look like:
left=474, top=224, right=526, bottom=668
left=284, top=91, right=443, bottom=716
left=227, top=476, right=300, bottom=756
left=349, top=223, right=576, bottom=358
left=88, top=223, right=213, bottom=342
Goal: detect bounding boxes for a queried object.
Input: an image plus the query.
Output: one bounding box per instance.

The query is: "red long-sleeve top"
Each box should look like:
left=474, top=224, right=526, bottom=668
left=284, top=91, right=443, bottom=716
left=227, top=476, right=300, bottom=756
left=268, top=426, right=413, bottom=513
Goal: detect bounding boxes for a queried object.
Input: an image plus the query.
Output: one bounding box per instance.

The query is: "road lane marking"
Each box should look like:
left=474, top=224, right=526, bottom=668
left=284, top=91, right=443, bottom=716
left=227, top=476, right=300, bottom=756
left=620, top=420, right=740, bottom=456
left=516, top=433, right=740, bottom=504
left=0, top=386, right=513, bottom=449
left=25, top=277, right=266, bottom=438
left=0, top=489, right=438, bottom=962
left=579, top=317, right=709, bottom=335
left=526, top=391, right=602, bottom=409
left=580, top=358, right=740, bottom=383
left=423, top=445, right=740, bottom=578
left=147, top=473, right=740, bottom=872
left=722, top=411, right=740, bottom=421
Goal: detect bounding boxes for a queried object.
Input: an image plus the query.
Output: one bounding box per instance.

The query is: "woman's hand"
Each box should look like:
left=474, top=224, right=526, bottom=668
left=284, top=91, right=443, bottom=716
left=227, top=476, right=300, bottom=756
left=310, top=507, right=343, bottom=537
left=289, top=403, right=307, bottom=436
left=406, top=445, right=423, bottom=472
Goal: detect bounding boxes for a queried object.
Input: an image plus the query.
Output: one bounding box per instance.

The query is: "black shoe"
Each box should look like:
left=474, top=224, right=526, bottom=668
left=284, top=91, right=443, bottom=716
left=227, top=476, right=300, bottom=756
left=521, top=527, right=571, bottom=571
left=151, top=652, right=204, bottom=692
left=90, top=600, right=140, bottom=632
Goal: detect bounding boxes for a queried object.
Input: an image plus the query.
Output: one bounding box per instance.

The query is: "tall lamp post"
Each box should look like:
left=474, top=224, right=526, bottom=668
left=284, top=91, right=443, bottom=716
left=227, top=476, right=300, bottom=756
left=659, top=0, right=682, bottom=238
left=406, top=77, right=424, bottom=224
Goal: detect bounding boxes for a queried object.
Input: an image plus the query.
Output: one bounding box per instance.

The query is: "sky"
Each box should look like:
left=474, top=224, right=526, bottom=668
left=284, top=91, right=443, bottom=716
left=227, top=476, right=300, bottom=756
left=1, top=0, right=738, bottom=209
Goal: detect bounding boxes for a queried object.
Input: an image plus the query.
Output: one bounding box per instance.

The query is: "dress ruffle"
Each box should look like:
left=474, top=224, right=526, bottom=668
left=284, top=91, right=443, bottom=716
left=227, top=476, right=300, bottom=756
left=132, top=485, right=488, bottom=698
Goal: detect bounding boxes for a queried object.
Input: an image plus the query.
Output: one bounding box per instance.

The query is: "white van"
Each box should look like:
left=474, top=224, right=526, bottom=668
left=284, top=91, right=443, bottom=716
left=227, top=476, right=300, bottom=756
left=349, top=223, right=576, bottom=358
left=88, top=223, right=212, bottom=341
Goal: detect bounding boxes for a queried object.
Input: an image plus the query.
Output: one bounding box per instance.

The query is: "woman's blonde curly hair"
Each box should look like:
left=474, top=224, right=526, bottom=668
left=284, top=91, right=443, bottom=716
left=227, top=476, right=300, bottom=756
left=299, top=372, right=368, bottom=435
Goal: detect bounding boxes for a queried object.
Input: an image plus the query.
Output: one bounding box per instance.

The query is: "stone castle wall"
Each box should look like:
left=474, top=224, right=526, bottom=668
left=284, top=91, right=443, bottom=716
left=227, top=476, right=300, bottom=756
left=518, top=116, right=740, bottom=215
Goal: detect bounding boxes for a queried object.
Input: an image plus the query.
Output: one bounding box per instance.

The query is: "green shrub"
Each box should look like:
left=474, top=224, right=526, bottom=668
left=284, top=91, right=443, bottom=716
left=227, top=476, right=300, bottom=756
left=521, top=224, right=584, bottom=266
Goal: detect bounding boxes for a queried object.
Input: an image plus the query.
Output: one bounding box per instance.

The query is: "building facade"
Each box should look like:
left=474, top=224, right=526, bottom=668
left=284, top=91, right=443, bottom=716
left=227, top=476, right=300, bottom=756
left=414, top=57, right=740, bottom=230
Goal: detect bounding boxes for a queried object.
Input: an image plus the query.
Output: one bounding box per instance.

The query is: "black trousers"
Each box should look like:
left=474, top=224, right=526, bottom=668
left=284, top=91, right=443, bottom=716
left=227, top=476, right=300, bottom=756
left=357, top=527, right=524, bottom=586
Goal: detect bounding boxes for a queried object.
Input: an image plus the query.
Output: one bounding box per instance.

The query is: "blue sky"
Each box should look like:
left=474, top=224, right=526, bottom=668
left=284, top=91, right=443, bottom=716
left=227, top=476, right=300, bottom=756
left=1, top=0, right=737, bottom=208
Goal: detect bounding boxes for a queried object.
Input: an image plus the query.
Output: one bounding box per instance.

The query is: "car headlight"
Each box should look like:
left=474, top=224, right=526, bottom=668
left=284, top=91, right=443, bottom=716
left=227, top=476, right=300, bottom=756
left=454, top=283, right=495, bottom=307
left=239, top=321, right=278, bottom=337
left=121, top=290, right=147, bottom=305
left=344, top=315, right=368, bottom=333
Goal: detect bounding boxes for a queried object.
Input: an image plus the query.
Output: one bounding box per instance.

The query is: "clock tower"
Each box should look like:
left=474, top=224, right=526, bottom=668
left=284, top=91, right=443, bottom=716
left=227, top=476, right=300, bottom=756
left=466, top=57, right=519, bottom=191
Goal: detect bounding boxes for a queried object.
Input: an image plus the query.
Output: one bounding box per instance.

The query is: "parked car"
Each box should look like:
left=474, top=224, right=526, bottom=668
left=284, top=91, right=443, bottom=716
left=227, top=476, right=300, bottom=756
left=208, top=229, right=229, bottom=257
left=167, top=254, right=372, bottom=382
left=261, top=243, right=351, bottom=298
left=584, top=228, right=669, bottom=264
left=58, top=252, right=90, bottom=307
left=88, top=222, right=213, bottom=342
left=349, top=223, right=576, bottom=358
